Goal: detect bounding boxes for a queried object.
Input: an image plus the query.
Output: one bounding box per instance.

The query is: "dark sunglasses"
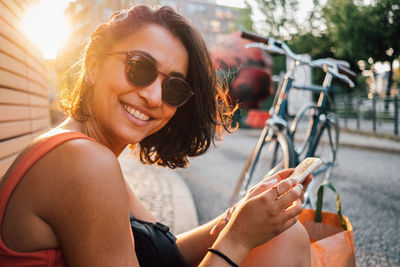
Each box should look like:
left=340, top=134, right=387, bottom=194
left=106, top=50, right=194, bottom=107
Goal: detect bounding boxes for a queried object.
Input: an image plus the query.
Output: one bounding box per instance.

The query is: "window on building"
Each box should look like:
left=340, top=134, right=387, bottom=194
left=187, top=3, right=207, bottom=15
left=201, top=19, right=208, bottom=30
left=209, top=19, right=221, bottom=32
left=228, top=21, right=235, bottom=31
left=160, top=0, right=177, bottom=10
left=215, top=7, right=234, bottom=19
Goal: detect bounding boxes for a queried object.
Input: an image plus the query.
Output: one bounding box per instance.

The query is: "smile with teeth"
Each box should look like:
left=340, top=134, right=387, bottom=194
left=122, top=103, right=150, bottom=121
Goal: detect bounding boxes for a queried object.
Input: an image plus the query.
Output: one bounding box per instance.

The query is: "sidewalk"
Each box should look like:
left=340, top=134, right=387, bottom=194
left=118, top=128, right=400, bottom=235
left=118, top=149, right=198, bottom=234
left=339, top=128, right=400, bottom=154
left=341, top=118, right=399, bottom=138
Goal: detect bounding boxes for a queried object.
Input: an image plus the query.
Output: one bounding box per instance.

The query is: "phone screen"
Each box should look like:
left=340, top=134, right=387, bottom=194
left=288, top=157, right=321, bottom=184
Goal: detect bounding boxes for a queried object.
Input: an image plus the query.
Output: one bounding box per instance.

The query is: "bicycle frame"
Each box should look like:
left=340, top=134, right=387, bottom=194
left=291, top=73, right=334, bottom=161
left=241, top=59, right=297, bottom=191
left=232, top=32, right=356, bottom=205
left=241, top=58, right=340, bottom=196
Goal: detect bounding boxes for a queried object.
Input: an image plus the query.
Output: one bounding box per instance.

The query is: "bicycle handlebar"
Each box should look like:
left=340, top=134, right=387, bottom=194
left=241, top=31, right=356, bottom=87
left=338, top=65, right=356, bottom=82
left=241, top=31, right=269, bottom=45
left=310, top=59, right=355, bottom=87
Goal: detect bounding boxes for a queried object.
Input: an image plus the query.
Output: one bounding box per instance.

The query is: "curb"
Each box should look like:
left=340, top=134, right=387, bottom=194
left=241, top=128, right=400, bottom=154
left=118, top=150, right=198, bottom=234
left=338, top=139, right=400, bottom=155
left=167, top=170, right=199, bottom=234
left=341, top=128, right=400, bottom=142
left=338, top=130, right=400, bottom=154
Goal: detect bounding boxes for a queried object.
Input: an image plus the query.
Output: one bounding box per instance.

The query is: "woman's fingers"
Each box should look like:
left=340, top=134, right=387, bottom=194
left=226, top=177, right=304, bottom=250
left=299, top=185, right=305, bottom=203
left=269, top=178, right=298, bottom=200
left=259, top=178, right=303, bottom=217
left=260, top=168, right=294, bottom=184
left=247, top=178, right=278, bottom=198
left=276, top=183, right=303, bottom=208
left=302, top=174, right=313, bottom=191
left=249, top=168, right=294, bottom=199
left=274, top=168, right=295, bottom=181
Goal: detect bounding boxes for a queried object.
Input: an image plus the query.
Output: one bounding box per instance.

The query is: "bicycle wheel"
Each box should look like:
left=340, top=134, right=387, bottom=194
left=290, top=104, right=318, bottom=161
left=230, top=131, right=295, bottom=206
left=305, top=113, right=339, bottom=208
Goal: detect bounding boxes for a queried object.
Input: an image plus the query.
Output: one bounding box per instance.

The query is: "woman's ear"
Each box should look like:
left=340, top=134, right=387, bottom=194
left=85, top=52, right=99, bottom=86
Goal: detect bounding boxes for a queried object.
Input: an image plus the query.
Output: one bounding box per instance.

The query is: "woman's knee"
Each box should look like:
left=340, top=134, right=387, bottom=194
left=242, top=221, right=311, bottom=267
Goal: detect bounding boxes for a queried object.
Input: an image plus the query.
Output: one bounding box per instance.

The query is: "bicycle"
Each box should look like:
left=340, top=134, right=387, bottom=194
left=230, top=31, right=356, bottom=208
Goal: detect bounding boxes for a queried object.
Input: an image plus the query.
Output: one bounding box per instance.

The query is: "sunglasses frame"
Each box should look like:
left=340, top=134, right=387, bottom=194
left=105, top=50, right=194, bottom=107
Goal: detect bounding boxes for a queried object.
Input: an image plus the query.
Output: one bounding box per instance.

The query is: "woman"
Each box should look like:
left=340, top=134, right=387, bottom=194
left=0, top=5, right=310, bottom=266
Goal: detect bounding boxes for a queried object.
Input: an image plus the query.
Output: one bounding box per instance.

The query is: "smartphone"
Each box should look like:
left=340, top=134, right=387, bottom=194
left=288, top=157, right=322, bottom=184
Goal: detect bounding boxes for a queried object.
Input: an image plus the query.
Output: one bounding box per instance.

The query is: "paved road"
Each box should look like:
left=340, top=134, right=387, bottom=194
left=177, top=129, right=400, bottom=267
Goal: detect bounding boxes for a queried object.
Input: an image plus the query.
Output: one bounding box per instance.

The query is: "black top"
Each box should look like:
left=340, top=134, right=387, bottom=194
left=130, top=214, right=189, bottom=267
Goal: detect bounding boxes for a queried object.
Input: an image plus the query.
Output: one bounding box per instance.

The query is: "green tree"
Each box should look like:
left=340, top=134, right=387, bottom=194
left=244, top=0, right=334, bottom=70
left=246, top=0, right=300, bottom=38
left=235, top=3, right=254, bottom=32
left=288, top=32, right=336, bottom=84
left=323, top=0, right=400, bottom=96
left=369, top=0, right=400, bottom=98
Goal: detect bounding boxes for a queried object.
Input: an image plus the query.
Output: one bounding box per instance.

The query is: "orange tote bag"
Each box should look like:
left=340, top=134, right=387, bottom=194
left=299, top=181, right=356, bottom=267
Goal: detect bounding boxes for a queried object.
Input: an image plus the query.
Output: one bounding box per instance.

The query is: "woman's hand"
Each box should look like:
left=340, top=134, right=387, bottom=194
left=227, top=169, right=311, bottom=230
left=261, top=169, right=312, bottom=190
left=246, top=169, right=313, bottom=204
left=214, top=177, right=304, bottom=260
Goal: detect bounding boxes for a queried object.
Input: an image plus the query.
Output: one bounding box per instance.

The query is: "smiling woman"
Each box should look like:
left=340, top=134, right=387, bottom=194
left=0, top=4, right=310, bottom=267
left=21, top=0, right=71, bottom=59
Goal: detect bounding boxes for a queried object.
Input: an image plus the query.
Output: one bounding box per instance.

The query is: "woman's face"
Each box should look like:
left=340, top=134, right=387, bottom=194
left=89, top=24, right=189, bottom=149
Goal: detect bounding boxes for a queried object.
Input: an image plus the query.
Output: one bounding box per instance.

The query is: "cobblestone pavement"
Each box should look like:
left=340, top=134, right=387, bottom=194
left=118, top=149, right=174, bottom=228
left=117, top=148, right=198, bottom=234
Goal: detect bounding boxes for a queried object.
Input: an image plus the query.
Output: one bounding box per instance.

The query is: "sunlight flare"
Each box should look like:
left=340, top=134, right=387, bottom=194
left=21, top=0, right=72, bottom=59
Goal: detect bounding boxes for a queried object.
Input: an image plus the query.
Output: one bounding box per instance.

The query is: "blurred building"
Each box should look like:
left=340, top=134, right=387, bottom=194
left=133, top=0, right=244, bottom=45
left=62, top=0, right=246, bottom=65
left=62, top=0, right=125, bottom=67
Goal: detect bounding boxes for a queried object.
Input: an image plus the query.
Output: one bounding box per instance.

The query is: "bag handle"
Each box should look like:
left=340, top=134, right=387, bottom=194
left=315, top=181, right=347, bottom=230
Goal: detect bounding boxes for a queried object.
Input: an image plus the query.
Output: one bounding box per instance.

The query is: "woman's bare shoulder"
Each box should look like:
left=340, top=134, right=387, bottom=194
left=23, top=131, right=129, bottom=219
left=32, top=138, right=137, bottom=265
left=36, top=136, right=125, bottom=195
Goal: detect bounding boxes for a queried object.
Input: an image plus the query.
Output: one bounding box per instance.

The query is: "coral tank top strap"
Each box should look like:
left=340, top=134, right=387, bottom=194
left=0, top=132, right=95, bottom=217
left=0, top=132, right=95, bottom=267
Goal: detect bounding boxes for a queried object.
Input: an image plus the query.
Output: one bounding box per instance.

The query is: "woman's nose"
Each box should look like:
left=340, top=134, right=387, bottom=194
left=137, top=75, right=163, bottom=107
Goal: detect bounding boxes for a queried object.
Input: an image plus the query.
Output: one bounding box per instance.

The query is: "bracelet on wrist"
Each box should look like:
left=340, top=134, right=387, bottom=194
left=208, top=248, right=239, bottom=267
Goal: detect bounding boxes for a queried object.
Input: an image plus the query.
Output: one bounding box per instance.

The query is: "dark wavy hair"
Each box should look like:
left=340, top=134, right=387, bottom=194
left=60, top=5, right=236, bottom=168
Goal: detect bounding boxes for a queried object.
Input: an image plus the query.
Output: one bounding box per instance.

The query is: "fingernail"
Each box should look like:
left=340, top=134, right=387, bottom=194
left=267, top=179, right=278, bottom=185
left=299, top=184, right=304, bottom=190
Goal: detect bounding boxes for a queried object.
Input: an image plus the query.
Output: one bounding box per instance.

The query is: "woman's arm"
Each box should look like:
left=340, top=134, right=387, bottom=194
left=177, top=169, right=305, bottom=267
left=176, top=212, right=226, bottom=266
left=38, top=140, right=140, bottom=266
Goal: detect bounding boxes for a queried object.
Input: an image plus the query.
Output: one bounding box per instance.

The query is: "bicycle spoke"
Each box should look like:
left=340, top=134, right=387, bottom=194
left=230, top=132, right=295, bottom=206
left=290, top=105, right=317, bottom=161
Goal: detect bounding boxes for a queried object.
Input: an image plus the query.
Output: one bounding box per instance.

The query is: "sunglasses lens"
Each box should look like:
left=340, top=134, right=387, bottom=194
left=162, top=78, right=193, bottom=107
left=126, top=55, right=157, bottom=86
left=123, top=52, right=193, bottom=107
